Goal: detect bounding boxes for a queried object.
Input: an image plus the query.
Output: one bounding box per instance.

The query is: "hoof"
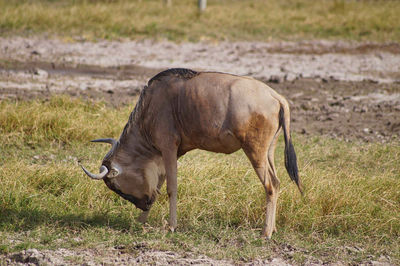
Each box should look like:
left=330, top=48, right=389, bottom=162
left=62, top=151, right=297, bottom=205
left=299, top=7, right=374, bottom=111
left=261, top=229, right=273, bottom=239
left=137, top=211, right=149, bottom=224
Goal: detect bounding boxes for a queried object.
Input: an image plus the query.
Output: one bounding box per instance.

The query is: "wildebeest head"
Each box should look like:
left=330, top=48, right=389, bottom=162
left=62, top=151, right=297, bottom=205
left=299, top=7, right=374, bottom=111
left=80, top=138, right=159, bottom=211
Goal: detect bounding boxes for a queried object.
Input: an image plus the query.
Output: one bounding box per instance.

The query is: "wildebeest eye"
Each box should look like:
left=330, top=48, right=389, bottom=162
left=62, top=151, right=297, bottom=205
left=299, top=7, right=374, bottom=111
left=108, top=169, right=119, bottom=178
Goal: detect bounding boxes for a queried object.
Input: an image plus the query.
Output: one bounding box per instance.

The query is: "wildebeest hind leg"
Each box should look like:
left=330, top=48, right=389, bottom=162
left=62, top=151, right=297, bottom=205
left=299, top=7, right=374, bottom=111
left=242, top=123, right=280, bottom=239
left=249, top=163, right=279, bottom=239
left=268, top=128, right=281, bottom=233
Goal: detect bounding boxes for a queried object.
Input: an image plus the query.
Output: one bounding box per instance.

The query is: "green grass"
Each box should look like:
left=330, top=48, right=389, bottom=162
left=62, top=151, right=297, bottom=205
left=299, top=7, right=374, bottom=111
left=0, top=96, right=399, bottom=263
left=0, top=0, right=399, bottom=42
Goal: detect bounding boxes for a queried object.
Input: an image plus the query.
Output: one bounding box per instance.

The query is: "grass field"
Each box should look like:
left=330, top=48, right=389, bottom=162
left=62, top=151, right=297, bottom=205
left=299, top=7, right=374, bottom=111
left=1, top=1, right=399, bottom=263
left=1, top=0, right=400, bottom=42
left=0, top=96, right=399, bottom=263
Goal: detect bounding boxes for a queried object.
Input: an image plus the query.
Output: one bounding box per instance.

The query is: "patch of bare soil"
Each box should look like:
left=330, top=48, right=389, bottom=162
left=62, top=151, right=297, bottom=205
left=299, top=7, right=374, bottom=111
left=2, top=37, right=400, bottom=83
left=2, top=244, right=393, bottom=266
left=2, top=247, right=291, bottom=266
left=273, top=79, right=400, bottom=143
left=1, top=59, right=398, bottom=143
left=0, top=60, right=161, bottom=106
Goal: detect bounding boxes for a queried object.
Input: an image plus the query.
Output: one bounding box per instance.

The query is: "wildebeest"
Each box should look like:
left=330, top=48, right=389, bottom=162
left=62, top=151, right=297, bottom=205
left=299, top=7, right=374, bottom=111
left=81, top=68, right=302, bottom=238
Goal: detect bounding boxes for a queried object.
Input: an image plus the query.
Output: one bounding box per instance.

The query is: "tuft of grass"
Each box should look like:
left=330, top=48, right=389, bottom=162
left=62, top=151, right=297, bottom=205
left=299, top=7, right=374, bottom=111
left=0, top=0, right=399, bottom=42
left=0, top=96, right=131, bottom=145
left=0, top=96, right=399, bottom=263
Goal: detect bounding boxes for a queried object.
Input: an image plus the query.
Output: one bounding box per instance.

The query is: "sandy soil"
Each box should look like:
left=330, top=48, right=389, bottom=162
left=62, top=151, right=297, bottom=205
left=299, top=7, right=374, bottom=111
left=0, top=37, right=399, bottom=265
left=1, top=37, right=399, bottom=143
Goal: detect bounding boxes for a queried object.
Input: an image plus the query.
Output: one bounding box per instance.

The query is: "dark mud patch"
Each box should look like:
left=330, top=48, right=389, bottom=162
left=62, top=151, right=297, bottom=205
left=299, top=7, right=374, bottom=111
left=0, top=86, right=140, bottom=107
left=0, top=59, right=161, bottom=80
left=1, top=60, right=399, bottom=143
left=0, top=60, right=161, bottom=106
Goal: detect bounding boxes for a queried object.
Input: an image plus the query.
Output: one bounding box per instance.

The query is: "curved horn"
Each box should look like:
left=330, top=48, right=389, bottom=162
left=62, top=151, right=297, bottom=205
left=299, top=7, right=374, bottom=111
left=91, top=138, right=119, bottom=159
left=81, top=165, right=108, bottom=180
left=91, top=138, right=118, bottom=146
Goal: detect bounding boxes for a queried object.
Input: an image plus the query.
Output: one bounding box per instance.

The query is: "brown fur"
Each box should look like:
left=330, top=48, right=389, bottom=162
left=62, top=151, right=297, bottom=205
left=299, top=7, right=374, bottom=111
left=87, top=68, right=301, bottom=238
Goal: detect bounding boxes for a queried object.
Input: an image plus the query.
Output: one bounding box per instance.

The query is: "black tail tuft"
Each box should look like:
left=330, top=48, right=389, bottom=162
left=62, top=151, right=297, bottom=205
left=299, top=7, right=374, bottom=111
left=285, top=139, right=303, bottom=194
left=279, top=107, right=303, bottom=194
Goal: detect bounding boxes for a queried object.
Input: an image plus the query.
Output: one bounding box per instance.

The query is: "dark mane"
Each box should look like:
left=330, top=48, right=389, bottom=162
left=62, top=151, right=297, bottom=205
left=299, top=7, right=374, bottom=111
left=119, top=86, right=148, bottom=140
left=119, top=68, right=198, bottom=141
left=148, top=68, right=198, bottom=86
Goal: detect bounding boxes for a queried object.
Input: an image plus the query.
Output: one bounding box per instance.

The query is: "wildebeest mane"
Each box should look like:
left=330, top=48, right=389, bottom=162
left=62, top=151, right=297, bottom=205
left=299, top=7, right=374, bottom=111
left=148, top=68, right=198, bottom=86
left=119, top=86, right=147, bottom=140
left=120, top=68, right=198, bottom=140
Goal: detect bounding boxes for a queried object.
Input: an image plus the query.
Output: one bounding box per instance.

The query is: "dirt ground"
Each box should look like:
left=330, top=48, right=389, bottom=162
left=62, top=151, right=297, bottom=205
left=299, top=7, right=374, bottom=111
left=2, top=247, right=295, bottom=266
left=0, top=37, right=399, bottom=265
left=1, top=37, right=399, bottom=143
left=0, top=242, right=392, bottom=265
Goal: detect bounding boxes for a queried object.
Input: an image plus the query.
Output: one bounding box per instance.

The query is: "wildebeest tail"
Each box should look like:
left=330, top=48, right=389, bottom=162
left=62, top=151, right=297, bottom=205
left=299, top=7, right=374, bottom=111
left=279, top=106, right=303, bottom=194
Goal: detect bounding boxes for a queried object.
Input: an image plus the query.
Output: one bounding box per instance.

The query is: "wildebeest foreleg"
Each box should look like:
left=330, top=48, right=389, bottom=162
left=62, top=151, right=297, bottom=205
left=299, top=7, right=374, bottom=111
left=162, top=149, right=178, bottom=232
left=137, top=210, right=150, bottom=223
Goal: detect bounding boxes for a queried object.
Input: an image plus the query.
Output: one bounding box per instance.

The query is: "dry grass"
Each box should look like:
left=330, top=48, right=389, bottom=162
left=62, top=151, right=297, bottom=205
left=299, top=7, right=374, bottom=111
left=0, top=0, right=399, bottom=42
left=0, top=96, right=399, bottom=263
left=0, top=96, right=128, bottom=145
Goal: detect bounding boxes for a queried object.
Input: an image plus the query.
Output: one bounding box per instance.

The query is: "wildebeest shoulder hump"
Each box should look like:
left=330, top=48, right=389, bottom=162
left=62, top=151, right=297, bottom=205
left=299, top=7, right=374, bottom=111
left=148, top=68, right=199, bottom=86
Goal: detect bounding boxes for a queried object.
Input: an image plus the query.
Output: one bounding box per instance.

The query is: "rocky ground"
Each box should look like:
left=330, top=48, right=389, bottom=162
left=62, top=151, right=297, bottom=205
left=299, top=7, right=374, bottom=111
left=0, top=37, right=399, bottom=265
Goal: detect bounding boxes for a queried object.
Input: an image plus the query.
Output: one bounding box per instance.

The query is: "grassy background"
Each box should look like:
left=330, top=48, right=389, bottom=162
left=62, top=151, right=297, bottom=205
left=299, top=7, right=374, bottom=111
left=0, top=96, right=399, bottom=263
left=1, top=1, right=399, bottom=262
left=0, top=0, right=399, bottom=42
